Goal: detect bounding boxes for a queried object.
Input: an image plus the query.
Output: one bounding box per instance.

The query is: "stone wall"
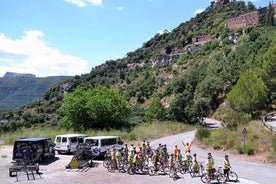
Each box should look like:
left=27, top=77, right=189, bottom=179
left=226, top=4, right=276, bottom=30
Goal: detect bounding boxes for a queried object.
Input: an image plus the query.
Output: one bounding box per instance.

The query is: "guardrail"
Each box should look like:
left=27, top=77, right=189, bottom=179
left=261, top=111, right=276, bottom=132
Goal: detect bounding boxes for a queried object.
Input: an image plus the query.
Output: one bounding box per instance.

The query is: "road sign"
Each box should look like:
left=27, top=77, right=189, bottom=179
left=242, top=128, right=247, bottom=136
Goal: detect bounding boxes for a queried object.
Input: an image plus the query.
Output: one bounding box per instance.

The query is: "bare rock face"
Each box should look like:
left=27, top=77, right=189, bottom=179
left=3, top=72, right=36, bottom=78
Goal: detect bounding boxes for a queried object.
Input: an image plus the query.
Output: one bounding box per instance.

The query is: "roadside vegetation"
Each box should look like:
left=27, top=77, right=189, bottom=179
left=0, top=120, right=194, bottom=145
left=195, top=120, right=276, bottom=162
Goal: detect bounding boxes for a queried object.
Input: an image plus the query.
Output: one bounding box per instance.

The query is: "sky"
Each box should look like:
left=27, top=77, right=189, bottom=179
left=0, top=0, right=270, bottom=77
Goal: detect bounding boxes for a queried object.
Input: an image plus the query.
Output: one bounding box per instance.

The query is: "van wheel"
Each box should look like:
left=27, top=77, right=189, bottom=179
left=9, top=170, right=13, bottom=177
left=51, top=151, right=55, bottom=158
left=38, top=156, right=42, bottom=163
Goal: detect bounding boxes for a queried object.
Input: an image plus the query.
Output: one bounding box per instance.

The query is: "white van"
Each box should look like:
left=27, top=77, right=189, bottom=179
left=54, top=134, right=87, bottom=154
left=84, top=136, right=124, bottom=157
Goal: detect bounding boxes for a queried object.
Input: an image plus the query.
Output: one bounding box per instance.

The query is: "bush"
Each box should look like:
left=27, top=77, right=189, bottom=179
left=244, top=144, right=255, bottom=155
left=226, top=139, right=235, bottom=149
left=195, top=128, right=211, bottom=141
left=236, top=144, right=255, bottom=155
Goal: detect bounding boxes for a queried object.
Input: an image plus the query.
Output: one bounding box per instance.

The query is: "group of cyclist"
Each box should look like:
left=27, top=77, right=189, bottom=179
left=104, top=139, right=232, bottom=181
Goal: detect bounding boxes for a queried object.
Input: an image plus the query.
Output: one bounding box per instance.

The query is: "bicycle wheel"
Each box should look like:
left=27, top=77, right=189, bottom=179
left=142, top=165, right=149, bottom=175
left=200, top=173, right=209, bottom=183
left=148, top=166, right=156, bottom=176
left=217, top=173, right=227, bottom=183
left=190, top=168, right=200, bottom=178
left=103, top=158, right=110, bottom=168
left=127, top=166, right=135, bottom=175
left=229, top=171, right=238, bottom=182
left=107, top=163, right=116, bottom=173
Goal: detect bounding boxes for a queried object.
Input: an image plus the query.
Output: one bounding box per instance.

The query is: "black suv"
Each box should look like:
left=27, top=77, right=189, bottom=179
left=12, top=137, right=55, bottom=163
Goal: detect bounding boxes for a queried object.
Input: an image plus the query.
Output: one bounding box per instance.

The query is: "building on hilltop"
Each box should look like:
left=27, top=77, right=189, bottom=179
left=226, top=3, right=276, bottom=30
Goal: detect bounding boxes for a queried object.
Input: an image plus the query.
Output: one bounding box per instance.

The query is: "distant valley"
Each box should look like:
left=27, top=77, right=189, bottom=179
left=0, top=72, right=72, bottom=111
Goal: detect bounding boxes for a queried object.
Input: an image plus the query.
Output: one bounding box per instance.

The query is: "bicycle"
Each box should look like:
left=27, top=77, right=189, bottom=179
left=201, top=167, right=223, bottom=183
left=127, top=162, right=149, bottom=175
left=103, top=157, right=111, bottom=168
left=148, top=161, right=169, bottom=176
left=169, top=164, right=179, bottom=181
left=217, top=168, right=238, bottom=183
left=106, top=159, right=125, bottom=173
left=190, top=162, right=204, bottom=178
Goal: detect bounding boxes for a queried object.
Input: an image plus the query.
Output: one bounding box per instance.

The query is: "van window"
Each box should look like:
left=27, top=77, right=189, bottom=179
left=56, top=137, right=61, bottom=143
left=102, top=138, right=116, bottom=146
left=86, top=139, right=98, bottom=146
left=70, top=137, right=78, bottom=143
left=62, top=137, right=67, bottom=143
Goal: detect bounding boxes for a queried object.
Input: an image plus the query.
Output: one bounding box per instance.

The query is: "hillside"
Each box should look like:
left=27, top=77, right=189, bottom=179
left=0, top=72, right=72, bottom=111
left=0, top=1, right=275, bottom=133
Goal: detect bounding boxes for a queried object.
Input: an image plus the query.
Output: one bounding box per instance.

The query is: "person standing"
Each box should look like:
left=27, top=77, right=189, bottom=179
left=182, top=140, right=193, bottom=153
left=223, top=155, right=231, bottom=181
left=192, top=153, right=199, bottom=172
left=205, top=156, right=213, bottom=181
left=173, top=145, right=178, bottom=158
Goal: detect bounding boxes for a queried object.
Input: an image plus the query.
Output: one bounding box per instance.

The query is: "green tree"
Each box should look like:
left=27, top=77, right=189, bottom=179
left=227, top=69, right=268, bottom=115
left=145, top=96, right=166, bottom=121
left=60, top=86, right=131, bottom=131
left=262, top=37, right=276, bottom=104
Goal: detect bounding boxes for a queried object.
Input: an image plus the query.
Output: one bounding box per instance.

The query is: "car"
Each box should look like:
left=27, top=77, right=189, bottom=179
left=9, top=137, right=55, bottom=177
left=12, top=137, right=55, bottom=163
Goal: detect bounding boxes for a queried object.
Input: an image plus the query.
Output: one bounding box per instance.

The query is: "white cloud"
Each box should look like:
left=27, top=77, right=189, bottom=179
left=65, top=0, right=103, bottom=7
left=0, top=30, right=89, bottom=77
left=195, top=8, right=204, bottom=14
left=117, top=6, right=123, bottom=11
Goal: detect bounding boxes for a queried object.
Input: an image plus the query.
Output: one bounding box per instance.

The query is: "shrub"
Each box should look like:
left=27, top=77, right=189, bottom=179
left=213, top=144, right=222, bottom=150
left=195, top=128, right=211, bottom=141
left=245, top=144, right=255, bottom=155
left=226, top=139, right=235, bottom=149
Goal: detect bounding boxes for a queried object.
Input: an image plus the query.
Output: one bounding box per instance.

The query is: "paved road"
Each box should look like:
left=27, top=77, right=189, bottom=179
left=151, top=130, right=276, bottom=184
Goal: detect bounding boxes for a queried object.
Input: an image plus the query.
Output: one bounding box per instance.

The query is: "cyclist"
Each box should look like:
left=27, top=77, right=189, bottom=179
left=128, top=149, right=135, bottom=168
left=161, top=144, right=168, bottom=162
left=141, top=140, right=147, bottom=155
left=208, top=152, right=214, bottom=168
left=105, top=148, right=111, bottom=158
left=192, top=153, right=199, bottom=172
left=110, top=146, right=117, bottom=168
left=223, top=155, right=231, bottom=181
left=182, top=140, right=193, bottom=153
left=123, top=144, right=129, bottom=161
left=176, top=149, right=182, bottom=162
left=205, top=156, right=213, bottom=180
left=168, top=153, right=175, bottom=177
left=173, top=145, right=178, bottom=158
left=185, top=150, right=192, bottom=163
left=145, top=141, right=151, bottom=158
left=157, top=143, right=162, bottom=153
left=115, top=148, right=122, bottom=169
left=152, top=150, right=159, bottom=171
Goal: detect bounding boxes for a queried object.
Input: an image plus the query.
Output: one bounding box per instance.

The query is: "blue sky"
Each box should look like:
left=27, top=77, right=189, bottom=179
left=0, top=0, right=269, bottom=77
